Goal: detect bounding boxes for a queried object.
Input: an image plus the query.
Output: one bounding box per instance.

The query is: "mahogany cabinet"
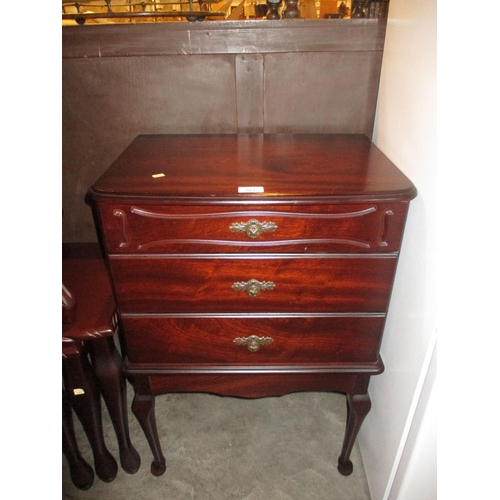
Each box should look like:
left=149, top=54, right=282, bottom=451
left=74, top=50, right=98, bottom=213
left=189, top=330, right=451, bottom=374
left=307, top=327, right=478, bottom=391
left=90, top=134, right=416, bottom=476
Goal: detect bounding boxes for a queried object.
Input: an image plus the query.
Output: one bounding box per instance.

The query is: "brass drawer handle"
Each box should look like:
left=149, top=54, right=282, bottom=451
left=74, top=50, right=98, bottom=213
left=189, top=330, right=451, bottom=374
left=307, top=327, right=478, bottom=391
left=234, top=335, right=274, bottom=352
left=229, top=219, right=277, bottom=239
left=232, top=279, right=275, bottom=298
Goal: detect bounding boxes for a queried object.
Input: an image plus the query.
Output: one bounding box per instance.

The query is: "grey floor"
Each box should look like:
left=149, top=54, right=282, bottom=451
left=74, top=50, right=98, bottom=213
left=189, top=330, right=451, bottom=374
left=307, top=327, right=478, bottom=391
left=63, top=384, right=372, bottom=500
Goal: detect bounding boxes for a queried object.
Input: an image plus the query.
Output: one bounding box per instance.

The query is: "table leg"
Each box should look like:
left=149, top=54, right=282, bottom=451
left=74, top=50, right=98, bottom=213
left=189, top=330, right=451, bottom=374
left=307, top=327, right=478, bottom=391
left=131, top=383, right=166, bottom=476
left=337, top=392, right=371, bottom=476
left=62, top=388, right=94, bottom=490
left=90, top=336, right=141, bottom=474
left=63, top=351, right=118, bottom=482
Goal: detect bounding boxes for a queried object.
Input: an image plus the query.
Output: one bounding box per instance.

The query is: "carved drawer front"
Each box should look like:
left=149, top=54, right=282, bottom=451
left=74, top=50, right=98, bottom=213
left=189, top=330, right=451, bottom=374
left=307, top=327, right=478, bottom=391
left=98, top=202, right=409, bottom=254
left=121, top=315, right=385, bottom=365
left=109, top=255, right=397, bottom=314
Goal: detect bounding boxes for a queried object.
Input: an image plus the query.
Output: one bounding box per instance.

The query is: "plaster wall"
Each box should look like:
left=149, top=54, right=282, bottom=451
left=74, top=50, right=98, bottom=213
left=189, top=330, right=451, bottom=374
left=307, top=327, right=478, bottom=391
left=358, top=1, right=437, bottom=499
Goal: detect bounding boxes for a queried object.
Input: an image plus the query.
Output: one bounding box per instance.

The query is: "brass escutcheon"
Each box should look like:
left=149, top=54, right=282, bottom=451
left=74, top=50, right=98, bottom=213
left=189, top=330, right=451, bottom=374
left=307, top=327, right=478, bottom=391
left=233, top=335, right=274, bottom=352
left=232, top=279, right=275, bottom=298
left=229, top=219, right=277, bottom=239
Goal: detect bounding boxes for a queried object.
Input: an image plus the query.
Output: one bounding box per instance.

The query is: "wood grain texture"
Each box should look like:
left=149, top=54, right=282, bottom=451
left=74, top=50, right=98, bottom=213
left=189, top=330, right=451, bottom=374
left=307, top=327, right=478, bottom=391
left=96, top=201, right=409, bottom=254
left=90, top=135, right=416, bottom=202
left=236, top=54, right=264, bottom=133
left=108, top=255, right=398, bottom=313
left=62, top=20, right=387, bottom=58
left=121, top=315, right=385, bottom=364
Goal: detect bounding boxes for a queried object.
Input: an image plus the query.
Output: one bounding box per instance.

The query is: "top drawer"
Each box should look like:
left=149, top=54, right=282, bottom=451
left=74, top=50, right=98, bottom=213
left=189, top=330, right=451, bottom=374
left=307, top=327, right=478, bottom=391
left=96, top=202, right=409, bottom=254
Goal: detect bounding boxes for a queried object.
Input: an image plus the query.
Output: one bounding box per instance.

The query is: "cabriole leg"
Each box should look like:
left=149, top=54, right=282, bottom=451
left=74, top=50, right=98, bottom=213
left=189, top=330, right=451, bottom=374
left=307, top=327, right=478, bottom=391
left=337, top=392, right=372, bottom=476
left=131, top=389, right=166, bottom=476
left=62, top=388, right=94, bottom=490
left=63, top=352, right=118, bottom=482
left=90, top=337, right=141, bottom=474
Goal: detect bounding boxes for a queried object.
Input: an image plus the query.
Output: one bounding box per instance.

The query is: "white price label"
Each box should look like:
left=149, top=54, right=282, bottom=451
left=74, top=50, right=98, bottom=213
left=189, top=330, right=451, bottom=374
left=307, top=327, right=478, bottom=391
left=238, top=186, right=264, bottom=193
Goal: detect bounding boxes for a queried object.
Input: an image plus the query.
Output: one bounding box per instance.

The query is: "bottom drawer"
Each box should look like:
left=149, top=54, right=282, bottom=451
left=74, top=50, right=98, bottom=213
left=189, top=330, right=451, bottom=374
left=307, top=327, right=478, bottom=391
left=121, top=315, right=385, bottom=365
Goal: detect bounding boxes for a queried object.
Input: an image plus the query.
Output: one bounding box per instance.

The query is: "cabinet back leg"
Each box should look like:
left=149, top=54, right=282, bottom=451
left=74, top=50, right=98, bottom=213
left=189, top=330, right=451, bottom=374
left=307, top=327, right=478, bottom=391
left=337, top=393, right=372, bottom=476
left=131, top=391, right=166, bottom=476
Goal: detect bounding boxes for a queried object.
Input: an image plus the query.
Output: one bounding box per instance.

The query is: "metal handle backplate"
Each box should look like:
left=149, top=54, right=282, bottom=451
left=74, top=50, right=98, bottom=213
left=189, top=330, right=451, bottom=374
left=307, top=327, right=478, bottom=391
left=233, top=335, right=274, bottom=352
left=229, top=219, right=277, bottom=239
left=232, top=279, right=275, bottom=298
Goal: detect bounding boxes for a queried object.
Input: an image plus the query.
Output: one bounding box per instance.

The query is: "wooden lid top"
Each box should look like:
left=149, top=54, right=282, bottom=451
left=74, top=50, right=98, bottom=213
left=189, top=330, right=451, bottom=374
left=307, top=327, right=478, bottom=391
left=90, top=134, right=417, bottom=204
left=62, top=243, right=116, bottom=341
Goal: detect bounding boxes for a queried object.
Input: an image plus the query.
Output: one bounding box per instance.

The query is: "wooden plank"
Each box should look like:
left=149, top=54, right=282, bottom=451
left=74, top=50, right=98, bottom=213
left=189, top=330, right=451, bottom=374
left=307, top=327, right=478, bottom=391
left=235, top=54, right=264, bottom=133
left=62, top=19, right=386, bottom=58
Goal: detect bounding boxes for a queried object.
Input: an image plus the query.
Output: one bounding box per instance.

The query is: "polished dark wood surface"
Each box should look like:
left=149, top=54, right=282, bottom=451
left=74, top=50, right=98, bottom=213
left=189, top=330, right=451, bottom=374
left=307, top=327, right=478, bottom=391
left=146, top=370, right=374, bottom=399
left=109, top=255, right=397, bottom=313
left=90, top=134, right=416, bottom=203
left=95, top=201, right=409, bottom=254
left=62, top=386, right=95, bottom=490
left=121, top=315, right=385, bottom=365
left=62, top=243, right=115, bottom=342
left=90, top=134, right=416, bottom=477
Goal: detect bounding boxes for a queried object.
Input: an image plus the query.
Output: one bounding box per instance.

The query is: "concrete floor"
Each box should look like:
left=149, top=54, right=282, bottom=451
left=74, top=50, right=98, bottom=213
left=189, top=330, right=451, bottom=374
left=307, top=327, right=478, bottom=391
left=63, top=384, right=372, bottom=500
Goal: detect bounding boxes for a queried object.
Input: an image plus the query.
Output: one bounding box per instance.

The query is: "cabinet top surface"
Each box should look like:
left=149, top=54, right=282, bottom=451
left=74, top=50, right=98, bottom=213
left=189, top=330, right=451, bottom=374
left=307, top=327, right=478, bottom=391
left=90, top=134, right=417, bottom=204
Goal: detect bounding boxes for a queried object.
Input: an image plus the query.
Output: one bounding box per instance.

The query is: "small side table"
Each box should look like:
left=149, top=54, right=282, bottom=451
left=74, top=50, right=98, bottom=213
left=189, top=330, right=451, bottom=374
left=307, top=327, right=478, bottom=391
left=62, top=243, right=140, bottom=486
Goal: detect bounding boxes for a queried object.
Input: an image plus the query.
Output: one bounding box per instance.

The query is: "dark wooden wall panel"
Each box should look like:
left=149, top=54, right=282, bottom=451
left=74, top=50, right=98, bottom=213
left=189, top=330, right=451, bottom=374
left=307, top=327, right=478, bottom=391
left=62, top=55, right=238, bottom=242
left=263, top=51, right=383, bottom=135
left=236, top=54, right=264, bottom=133
left=62, top=20, right=386, bottom=242
left=62, top=20, right=386, bottom=57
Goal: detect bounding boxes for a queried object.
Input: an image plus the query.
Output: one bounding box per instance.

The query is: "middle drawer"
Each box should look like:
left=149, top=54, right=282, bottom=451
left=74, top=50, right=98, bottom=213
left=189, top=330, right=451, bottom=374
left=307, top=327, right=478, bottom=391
left=109, top=255, right=397, bottom=314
